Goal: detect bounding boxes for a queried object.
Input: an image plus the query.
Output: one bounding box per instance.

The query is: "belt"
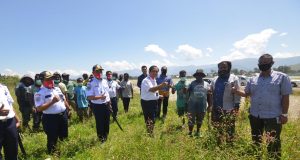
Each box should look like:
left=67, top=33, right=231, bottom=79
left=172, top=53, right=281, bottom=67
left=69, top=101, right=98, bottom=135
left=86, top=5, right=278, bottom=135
left=44, top=110, right=66, bottom=116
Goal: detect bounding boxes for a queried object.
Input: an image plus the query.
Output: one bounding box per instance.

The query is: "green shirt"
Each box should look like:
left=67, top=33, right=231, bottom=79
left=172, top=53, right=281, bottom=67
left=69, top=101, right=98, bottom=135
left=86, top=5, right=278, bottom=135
left=174, top=80, right=188, bottom=109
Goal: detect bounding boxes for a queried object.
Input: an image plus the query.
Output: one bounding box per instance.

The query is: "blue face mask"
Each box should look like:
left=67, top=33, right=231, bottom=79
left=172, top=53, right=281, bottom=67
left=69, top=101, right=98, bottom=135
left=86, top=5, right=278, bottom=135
left=180, top=77, right=186, bottom=81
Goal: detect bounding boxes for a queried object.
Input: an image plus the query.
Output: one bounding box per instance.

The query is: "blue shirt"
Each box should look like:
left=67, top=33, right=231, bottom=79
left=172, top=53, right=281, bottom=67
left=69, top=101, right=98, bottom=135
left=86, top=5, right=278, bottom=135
left=156, top=75, right=173, bottom=92
left=245, top=70, right=292, bottom=118
left=74, top=86, right=88, bottom=108
left=213, top=76, right=228, bottom=108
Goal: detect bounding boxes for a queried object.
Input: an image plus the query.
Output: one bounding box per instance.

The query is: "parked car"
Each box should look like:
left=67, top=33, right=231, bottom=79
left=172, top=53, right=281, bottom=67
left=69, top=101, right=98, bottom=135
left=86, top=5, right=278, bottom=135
left=291, top=80, right=300, bottom=87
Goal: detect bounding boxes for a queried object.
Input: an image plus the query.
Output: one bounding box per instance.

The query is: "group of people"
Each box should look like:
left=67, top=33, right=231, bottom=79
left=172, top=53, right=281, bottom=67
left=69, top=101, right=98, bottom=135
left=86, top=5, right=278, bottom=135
left=0, top=53, right=292, bottom=159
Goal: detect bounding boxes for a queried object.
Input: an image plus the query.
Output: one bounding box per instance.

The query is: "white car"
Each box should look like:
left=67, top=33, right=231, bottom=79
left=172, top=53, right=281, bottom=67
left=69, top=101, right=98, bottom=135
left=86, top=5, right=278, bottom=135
left=238, top=76, right=248, bottom=86
left=291, top=80, right=300, bottom=87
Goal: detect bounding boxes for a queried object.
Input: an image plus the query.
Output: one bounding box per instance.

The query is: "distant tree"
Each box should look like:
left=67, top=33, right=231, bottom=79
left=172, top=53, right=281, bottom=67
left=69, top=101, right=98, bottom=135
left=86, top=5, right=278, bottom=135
left=231, top=68, right=239, bottom=75
left=275, top=65, right=292, bottom=73
left=253, top=67, right=260, bottom=73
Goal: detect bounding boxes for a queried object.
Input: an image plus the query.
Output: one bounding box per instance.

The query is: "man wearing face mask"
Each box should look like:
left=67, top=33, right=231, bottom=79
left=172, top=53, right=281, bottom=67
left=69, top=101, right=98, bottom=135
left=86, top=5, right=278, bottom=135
left=62, top=73, right=76, bottom=113
left=156, top=66, right=173, bottom=120
left=15, top=74, right=34, bottom=129
left=86, top=64, right=111, bottom=143
left=53, top=72, right=68, bottom=98
left=233, top=54, right=292, bottom=159
left=210, top=61, right=241, bottom=144
left=34, top=71, right=71, bottom=154
left=30, top=74, right=43, bottom=131
left=172, top=70, right=189, bottom=127
left=74, top=78, right=89, bottom=122
left=187, top=69, right=212, bottom=137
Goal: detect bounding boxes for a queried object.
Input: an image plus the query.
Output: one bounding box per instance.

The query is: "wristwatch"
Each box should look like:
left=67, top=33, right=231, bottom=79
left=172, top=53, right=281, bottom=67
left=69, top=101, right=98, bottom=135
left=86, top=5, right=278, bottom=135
left=281, top=113, right=288, bottom=117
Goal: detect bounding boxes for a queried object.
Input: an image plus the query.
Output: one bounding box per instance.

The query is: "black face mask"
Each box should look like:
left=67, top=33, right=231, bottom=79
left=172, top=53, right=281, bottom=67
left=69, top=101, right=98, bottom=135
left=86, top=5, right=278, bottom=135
left=218, top=70, right=229, bottom=77
left=258, top=63, right=272, bottom=71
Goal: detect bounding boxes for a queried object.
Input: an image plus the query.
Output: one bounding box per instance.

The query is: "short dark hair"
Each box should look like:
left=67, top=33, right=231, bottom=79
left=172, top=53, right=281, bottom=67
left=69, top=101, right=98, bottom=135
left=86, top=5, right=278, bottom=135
left=179, top=70, right=186, bottom=75
left=106, top=71, right=112, bottom=75
left=149, top=65, right=158, bottom=72
left=124, top=73, right=129, bottom=77
left=218, top=61, right=232, bottom=71
left=259, top=53, right=273, bottom=62
left=77, top=78, right=83, bottom=82
left=141, top=65, right=147, bottom=69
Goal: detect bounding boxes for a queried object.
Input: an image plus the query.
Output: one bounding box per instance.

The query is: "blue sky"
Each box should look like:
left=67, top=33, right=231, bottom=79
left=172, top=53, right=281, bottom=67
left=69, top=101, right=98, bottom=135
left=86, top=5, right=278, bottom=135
left=0, top=0, right=299, bottom=77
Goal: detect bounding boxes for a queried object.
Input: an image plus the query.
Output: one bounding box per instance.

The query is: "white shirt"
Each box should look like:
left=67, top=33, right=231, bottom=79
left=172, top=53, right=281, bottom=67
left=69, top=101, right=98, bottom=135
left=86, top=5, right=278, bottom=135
left=141, top=76, right=159, bottom=101
left=86, top=78, right=110, bottom=104
left=120, top=80, right=133, bottom=98
left=107, top=80, right=120, bottom=98
left=34, top=87, right=66, bottom=114
left=0, top=84, right=15, bottom=120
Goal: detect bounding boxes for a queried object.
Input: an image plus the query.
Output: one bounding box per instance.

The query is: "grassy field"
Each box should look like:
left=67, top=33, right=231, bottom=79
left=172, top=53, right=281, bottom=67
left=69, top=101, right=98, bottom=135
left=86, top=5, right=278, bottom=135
left=1, top=76, right=300, bottom=160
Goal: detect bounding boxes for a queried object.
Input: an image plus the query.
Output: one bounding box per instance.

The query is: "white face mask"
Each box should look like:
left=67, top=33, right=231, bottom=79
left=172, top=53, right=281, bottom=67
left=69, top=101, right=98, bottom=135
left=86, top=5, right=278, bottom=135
left=180, top=77, right=186, bottom=81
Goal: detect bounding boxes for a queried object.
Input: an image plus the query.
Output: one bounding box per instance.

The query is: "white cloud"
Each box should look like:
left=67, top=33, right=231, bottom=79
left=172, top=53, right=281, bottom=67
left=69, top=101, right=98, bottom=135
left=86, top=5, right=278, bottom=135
left=273, top=52, right=300, bottom=58
left=170, top=54, right=177, bottom=59
left=2, top=68, right=20, bottom=77
left=144, top=44, right=168, bottom=57
left=221, top=28, right=278, bottom=61
left=176, top=44, right=203, bottom=60
left=104, top=60, right=138, bottom=71
left=280, top=43, right=288, bottom=48
left=151, top=59, right=177, bottom=67
left=279, top=32, right=288, bottom=37
left=206, top=48, right=213, bottom=53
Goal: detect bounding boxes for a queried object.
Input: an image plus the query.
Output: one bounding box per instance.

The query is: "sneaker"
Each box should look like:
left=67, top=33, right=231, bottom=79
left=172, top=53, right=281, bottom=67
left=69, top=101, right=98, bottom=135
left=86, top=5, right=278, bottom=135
left=188, top=132, right=193, bottom=137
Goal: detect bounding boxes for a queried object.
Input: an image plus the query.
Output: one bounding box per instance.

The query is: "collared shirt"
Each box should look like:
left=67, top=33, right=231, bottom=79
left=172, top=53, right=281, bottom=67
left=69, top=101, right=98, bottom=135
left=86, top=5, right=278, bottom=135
left=74, top=86, right=88, bottom=108
left=137, top=74, right=147, bottom=89
left=34, top=87, right=66, bottom=114
left=86, top=78, right=110, bottom=104
left=120, top=80, right=133, bottom=98
left=245, top=70, right=292, bottom=118
left=0, top=84, right=15, bottom=120
left=107, top=80, right=120, bottom=98
left=211, top=74, right=241, bottom=111
left=156, top=74, right=173, bottom=97
left=141, top=76, right=159, bottom=101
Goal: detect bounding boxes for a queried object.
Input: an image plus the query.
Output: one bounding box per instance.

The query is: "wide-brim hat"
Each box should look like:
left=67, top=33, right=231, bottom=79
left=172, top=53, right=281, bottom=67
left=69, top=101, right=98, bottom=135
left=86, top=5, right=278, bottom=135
left=193, top=69, right=206, bottom=77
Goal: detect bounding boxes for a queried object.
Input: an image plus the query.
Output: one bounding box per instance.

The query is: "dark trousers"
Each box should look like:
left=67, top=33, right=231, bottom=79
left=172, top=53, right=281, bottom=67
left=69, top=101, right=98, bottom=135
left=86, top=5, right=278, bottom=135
left=110, top=97, right=118, bottom=118
left=42, top=110, right=68, bottom=153
left=19, top=102, right=32, bottom=127
left=33, top=111, right=42, bottom=130
left=91, top=103, right=110, bottom=142
left=0, top=118, right=18, bottom=160
left=157, top=96, right=169, bottom=118
left=141, top=99, right=157, bottom=134
left=249, top=115, right=282, bottom=159
left=122, top=97, right=130, bottom=113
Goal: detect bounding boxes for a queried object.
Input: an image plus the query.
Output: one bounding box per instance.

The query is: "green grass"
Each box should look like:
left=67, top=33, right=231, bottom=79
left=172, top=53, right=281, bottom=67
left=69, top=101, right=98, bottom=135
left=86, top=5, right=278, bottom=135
left=1, top=76, right=300, bottom=160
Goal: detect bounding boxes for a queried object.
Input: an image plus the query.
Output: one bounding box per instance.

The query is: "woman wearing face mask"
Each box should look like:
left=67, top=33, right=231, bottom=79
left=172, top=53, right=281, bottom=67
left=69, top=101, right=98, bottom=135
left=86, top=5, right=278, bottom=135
left=172, top=70, right=189, bottom=127
left=86, top=64, right=111, bottom=143
left=34, top=71, right=71, bottom=154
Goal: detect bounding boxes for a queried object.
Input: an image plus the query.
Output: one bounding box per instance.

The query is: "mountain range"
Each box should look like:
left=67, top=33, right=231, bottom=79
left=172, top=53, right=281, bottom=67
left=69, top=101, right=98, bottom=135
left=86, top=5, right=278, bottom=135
left=122, top=56, right=300, bottom=76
